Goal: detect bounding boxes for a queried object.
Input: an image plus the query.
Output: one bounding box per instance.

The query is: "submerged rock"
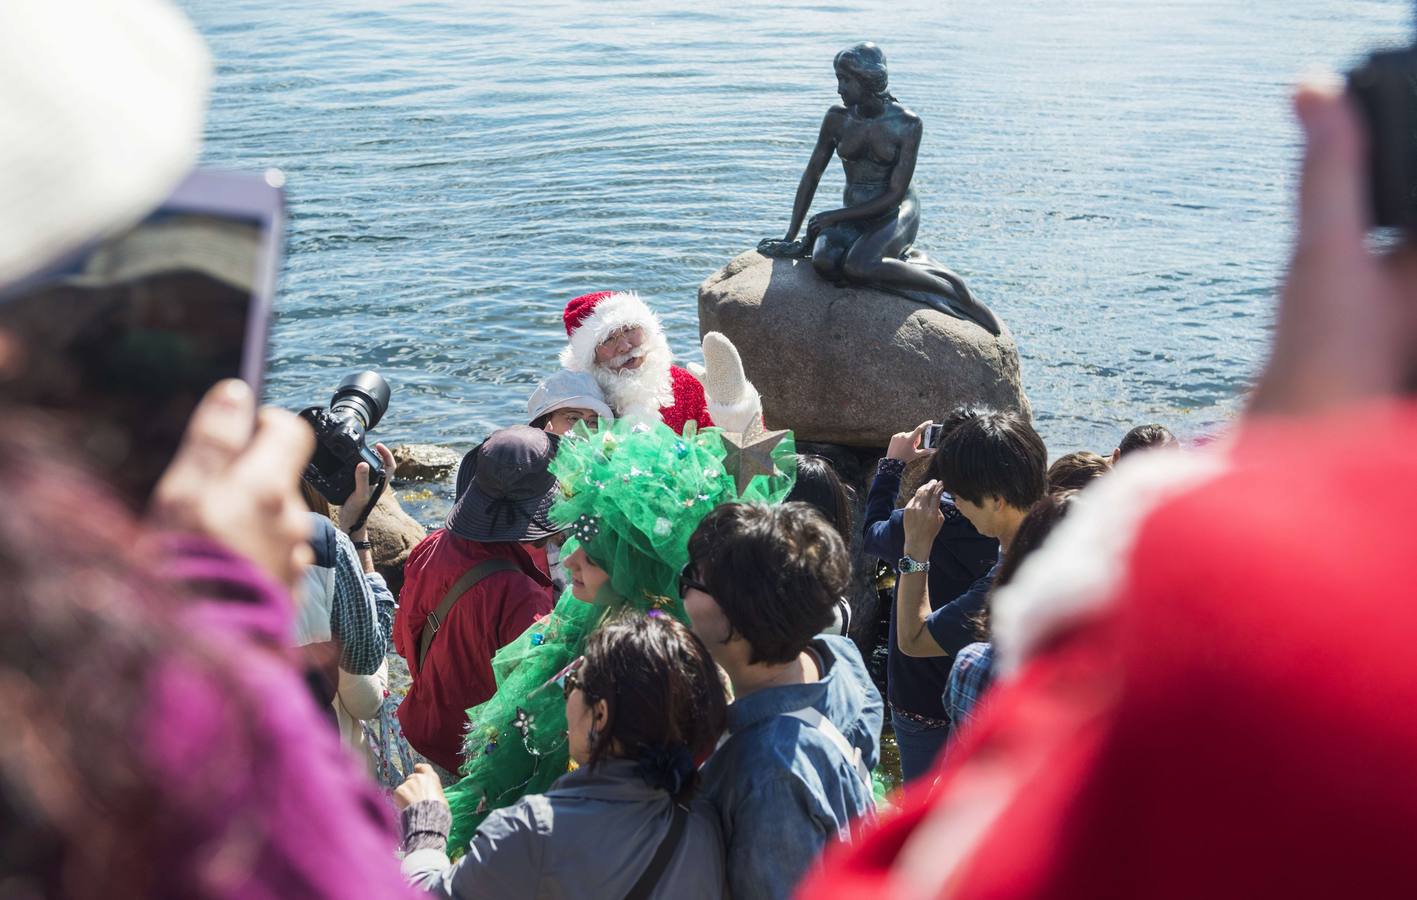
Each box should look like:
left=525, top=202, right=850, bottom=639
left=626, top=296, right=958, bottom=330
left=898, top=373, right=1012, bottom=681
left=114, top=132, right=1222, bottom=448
left=699, top=250, right=1031, bottom=447
left=392, top=443, right=461, bottom=481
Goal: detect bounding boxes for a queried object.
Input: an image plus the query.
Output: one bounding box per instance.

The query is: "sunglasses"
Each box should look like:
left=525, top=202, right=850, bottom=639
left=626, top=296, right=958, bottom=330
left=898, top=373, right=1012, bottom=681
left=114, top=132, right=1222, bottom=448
left=542, top=655, right=586, bottom=700
left=678, top=564, right=708, bottom=599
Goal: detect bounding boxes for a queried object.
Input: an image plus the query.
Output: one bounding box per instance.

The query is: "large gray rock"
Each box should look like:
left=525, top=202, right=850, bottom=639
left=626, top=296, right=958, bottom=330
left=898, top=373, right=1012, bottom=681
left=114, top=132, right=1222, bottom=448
left=335, top=489, right=427, bottom=600
left=699, top=250, right=1030, bottom=447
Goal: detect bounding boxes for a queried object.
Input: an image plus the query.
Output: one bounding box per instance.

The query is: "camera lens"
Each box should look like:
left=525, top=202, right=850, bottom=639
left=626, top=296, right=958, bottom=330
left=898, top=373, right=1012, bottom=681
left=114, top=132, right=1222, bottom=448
left=329, top=370, right=391, bottom=430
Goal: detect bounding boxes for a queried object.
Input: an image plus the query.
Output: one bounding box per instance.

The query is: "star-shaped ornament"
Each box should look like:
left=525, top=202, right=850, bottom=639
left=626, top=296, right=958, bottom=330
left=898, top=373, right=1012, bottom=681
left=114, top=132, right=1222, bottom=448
left=720, top=428, right=789, bottom=495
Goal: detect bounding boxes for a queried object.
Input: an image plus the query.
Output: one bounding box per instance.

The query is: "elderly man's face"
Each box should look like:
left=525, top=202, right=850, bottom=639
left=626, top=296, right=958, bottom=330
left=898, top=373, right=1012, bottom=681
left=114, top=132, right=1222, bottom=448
left=594, top=326, right=645, bottom=372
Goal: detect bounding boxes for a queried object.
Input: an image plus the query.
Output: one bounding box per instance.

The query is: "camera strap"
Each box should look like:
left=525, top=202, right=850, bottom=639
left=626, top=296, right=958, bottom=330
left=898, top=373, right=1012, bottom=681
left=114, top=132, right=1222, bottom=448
left=345, top=480, right=386, bottom=533
left=415, top=558, right=520, bottom=672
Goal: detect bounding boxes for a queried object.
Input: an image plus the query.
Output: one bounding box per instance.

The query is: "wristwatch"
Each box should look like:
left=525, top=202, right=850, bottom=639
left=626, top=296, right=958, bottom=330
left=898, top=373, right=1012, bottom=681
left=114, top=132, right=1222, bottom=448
left=897, top=555, right=930, bottom=574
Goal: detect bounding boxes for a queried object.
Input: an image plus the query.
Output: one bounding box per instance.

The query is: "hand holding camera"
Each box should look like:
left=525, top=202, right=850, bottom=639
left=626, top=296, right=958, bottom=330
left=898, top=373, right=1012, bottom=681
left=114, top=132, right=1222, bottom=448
left=887, top=419, right=939, bottom=462
left=300, top=371, right=393, bottom=531
left=1250, top=76, right=1417, bottom=417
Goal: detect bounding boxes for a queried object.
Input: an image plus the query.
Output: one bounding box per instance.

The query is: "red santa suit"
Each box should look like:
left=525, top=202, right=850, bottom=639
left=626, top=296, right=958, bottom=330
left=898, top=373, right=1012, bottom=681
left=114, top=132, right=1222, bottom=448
left=559, top=290, right=713, bottom=434
left=801, top=400, right=1417, bottom=900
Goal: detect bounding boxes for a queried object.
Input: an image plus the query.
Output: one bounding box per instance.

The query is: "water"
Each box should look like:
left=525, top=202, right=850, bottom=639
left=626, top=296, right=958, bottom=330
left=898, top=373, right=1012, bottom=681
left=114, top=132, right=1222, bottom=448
left=186, top=0, right=1411, bottom=486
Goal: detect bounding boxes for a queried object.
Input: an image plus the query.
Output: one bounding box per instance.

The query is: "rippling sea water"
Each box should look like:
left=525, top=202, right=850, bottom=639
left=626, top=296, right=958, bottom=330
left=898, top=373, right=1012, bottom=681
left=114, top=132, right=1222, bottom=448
left=186, top=0, right=1409, bottom=499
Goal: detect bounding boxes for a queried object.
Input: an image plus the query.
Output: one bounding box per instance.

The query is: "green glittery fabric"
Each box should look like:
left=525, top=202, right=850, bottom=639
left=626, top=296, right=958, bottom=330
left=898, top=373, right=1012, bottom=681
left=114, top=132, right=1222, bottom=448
left=443, top=419, right=795, bottom=850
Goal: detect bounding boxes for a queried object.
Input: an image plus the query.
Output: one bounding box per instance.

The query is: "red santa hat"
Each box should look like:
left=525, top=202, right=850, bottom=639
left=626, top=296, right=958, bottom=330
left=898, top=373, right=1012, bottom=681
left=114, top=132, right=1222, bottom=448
left=559, top=290, right=665, bottom=373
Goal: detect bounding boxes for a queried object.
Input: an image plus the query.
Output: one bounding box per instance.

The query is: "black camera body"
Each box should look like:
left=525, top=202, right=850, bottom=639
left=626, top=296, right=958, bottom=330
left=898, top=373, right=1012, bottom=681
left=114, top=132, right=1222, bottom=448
left=300, top=371, right=392, bottom=517
left=1348, top=45, right=1417, bottom=228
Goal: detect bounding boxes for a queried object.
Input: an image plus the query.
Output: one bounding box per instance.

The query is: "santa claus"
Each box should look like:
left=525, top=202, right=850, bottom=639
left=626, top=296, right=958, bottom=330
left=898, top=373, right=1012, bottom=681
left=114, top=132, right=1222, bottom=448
left=558, top=290, right=762, bottom=435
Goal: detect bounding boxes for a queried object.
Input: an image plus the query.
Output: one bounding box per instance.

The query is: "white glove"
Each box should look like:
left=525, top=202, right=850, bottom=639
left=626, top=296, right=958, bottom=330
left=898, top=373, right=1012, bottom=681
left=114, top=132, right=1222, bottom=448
left=699, top=331, right=763, bottom=435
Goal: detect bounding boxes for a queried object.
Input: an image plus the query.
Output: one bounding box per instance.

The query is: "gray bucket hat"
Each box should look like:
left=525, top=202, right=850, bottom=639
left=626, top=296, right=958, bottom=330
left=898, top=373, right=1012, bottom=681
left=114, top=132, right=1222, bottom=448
left=445, top=425, right=562, bottom=542
left=526, top=369, right=613, bottom=425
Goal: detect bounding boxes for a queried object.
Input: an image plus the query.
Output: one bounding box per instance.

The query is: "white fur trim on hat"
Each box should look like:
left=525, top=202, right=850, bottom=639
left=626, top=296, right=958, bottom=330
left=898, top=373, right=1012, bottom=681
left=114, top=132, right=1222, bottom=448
left=559, top=291, right=664, bottom=373
left=991, top=445, right=1228, bottom=679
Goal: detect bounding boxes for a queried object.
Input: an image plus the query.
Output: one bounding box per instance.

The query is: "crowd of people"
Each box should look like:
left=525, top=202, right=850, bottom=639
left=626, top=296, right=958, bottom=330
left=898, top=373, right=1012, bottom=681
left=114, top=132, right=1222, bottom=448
left=6, top=2, right=1417, bottom=899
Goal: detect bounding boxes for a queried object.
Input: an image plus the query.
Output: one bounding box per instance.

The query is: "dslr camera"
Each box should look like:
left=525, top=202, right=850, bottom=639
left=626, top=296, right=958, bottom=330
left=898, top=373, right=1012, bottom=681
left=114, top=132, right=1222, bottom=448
left=1348, top=42, right=1417, bottom=228
left=300, top=371, right=392, bottom=524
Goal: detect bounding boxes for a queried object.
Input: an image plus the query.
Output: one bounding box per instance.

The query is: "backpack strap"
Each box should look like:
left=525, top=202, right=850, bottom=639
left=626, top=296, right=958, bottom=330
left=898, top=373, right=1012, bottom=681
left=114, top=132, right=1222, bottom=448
left=784, top=707, right=873, bottom=793
left=623, top=801, right=688, bottom=900
left=415, top=558, right=519, bottom=671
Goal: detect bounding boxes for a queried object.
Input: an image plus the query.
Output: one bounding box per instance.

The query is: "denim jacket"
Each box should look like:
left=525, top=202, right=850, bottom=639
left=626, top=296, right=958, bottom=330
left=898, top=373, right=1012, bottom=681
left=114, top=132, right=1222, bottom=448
left=700, top=635, right=883, bottom=900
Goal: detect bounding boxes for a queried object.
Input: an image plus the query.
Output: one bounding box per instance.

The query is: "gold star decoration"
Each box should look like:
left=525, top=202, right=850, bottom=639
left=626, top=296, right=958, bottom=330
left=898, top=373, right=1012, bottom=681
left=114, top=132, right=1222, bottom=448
left=719, top=428, right=789, bottom=495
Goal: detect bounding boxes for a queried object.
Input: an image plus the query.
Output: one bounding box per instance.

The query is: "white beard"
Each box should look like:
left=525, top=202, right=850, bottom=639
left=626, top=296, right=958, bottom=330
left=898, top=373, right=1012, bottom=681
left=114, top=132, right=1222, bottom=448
left=593, top=330, right=675, bottom=421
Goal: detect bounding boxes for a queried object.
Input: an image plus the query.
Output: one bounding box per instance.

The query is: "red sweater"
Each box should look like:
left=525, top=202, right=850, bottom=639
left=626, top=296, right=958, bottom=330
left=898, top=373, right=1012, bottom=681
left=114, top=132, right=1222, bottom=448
left=395, top=531, right=554, bottom=773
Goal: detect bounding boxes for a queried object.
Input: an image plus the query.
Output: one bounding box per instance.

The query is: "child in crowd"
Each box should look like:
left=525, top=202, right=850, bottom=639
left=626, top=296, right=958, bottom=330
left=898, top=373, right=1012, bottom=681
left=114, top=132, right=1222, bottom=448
left=685, top=502, right=882, bottom=900
left=395, top=612, right=727, bottom=899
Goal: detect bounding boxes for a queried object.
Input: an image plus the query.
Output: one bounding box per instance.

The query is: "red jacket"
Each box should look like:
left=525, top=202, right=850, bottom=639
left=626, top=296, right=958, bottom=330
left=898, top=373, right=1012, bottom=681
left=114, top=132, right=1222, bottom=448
left=395, top=530, right=554, bottom=773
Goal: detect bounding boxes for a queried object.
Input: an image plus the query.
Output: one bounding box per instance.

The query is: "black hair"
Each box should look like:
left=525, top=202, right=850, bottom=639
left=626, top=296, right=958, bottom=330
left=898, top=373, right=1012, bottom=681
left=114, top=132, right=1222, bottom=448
left=785, top=455, right=853, bottom=543
left=687, top=502, right=849, bottom=665
left=578, top=611, right=726, bottom=803
left=975, top=490, right=1078, bottom=637
left=1117, top=423, right=1177, bottom=456
left=529, top=413, right=551, bottom=430
left=924, top=406, right=987, bottom=484
left=931, top=410, right=1047, bottom=511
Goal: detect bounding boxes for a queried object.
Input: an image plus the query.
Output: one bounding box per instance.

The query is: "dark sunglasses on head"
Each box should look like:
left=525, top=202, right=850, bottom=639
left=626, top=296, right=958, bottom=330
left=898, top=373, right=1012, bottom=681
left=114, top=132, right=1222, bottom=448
left=542, top=655, right=586, bottom=700
left=678, top=564, right=708, bottom=599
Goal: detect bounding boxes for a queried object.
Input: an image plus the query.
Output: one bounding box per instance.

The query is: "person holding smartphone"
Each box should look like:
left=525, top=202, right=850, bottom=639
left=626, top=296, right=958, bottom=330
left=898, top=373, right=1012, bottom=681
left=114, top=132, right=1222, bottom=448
left=862, top=410, right=999, bottom=784
left=0, top=2, right=419, bottom=897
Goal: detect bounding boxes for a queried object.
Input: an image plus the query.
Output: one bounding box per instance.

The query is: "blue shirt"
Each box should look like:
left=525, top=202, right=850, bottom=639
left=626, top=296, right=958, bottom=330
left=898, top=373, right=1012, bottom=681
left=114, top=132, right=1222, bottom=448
left=925, top=561, right=998, bottom=657
left=862, top=459, right=998, bottom=718
left=945, top=642, right=995, bottom=733
left=701, top=635, right=883, bottom=900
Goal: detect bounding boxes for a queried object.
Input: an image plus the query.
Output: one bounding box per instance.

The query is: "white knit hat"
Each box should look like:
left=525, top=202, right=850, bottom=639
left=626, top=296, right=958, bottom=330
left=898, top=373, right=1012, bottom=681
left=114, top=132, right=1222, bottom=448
left=0, top=0, right=211, bottom=287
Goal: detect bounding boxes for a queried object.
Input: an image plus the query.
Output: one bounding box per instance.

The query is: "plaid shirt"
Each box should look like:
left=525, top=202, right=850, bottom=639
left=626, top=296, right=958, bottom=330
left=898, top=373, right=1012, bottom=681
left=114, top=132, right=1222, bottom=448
left=299, top=513, right=394, bottom=676
left=945, top=642, right=995, bottom=734
left=330, top=527, right=395, bottom=675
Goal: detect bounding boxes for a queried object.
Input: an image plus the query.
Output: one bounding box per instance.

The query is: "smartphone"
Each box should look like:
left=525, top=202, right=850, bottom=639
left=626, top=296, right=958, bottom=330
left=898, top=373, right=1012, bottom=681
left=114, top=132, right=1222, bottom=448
left=922, top=422, right=945, bottom=449
left=0, top=168, right=285, bottom=507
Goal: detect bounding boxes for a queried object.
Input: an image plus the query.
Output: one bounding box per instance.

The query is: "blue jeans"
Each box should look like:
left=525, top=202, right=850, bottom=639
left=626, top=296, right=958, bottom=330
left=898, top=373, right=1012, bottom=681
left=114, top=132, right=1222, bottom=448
left=891, top=708, right=949, bottom=785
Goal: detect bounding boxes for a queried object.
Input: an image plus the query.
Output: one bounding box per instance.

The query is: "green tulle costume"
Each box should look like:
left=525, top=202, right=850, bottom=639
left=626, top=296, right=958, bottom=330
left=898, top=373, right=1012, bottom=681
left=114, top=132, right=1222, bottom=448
left=443, top=418, right=796, bottom=850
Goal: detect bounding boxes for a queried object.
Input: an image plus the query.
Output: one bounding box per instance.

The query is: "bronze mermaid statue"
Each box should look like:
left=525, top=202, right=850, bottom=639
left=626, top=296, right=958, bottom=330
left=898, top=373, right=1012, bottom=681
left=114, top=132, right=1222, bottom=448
left=758, top=42, right=1002, bottom=336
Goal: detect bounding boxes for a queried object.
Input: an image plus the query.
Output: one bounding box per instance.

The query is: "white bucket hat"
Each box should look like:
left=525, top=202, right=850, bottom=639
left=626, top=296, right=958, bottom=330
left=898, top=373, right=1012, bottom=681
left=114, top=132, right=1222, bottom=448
left=526, top=370, right=615, bottom=424
left=0, top=0, right=211, bottom=287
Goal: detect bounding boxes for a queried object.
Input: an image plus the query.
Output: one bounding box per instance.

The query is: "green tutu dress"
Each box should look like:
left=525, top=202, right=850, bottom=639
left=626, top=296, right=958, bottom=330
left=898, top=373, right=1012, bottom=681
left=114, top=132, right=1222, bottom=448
left=443, top=419, right=795, bottom=850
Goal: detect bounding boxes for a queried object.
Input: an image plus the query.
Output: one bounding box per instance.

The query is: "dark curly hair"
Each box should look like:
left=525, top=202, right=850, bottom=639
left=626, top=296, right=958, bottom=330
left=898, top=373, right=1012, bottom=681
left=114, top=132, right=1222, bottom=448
left=687, top=502, right=850, bottom=664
